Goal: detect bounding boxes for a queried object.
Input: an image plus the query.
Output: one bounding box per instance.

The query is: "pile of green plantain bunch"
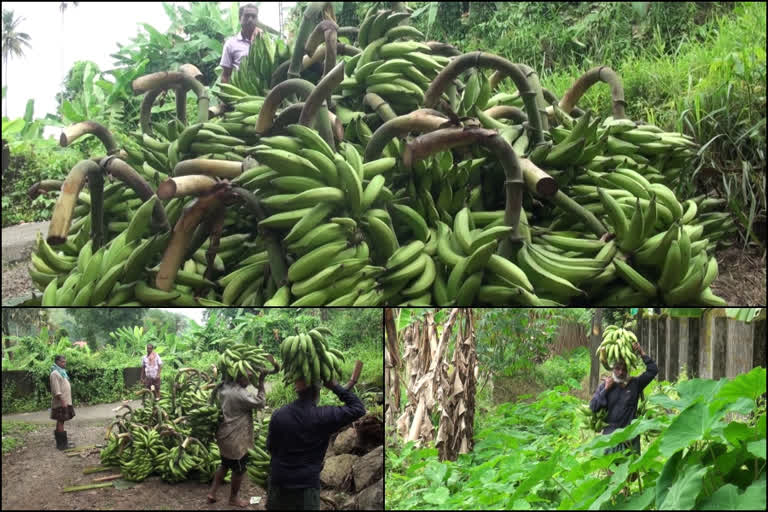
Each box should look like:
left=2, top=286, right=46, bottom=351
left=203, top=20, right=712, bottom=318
left=26, top=2, right=735, bottom=306
left=99, top=361, right=273, bottom=485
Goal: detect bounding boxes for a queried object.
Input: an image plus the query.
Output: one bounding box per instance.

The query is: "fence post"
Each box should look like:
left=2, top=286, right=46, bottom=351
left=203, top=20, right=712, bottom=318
left=589, top=309, right=603, bottom=396
left=648, top=315, right=657, bottom=361
left=726, top=315, right=755, bottom=377
left=657, top=314, right=667, bottom=381
left=639, top=313, right=648, bottom=355
left=753, top=318, right=767, bottom=370
left=679, top=317, right=689, bottom=377
left=668, top=317, right=680, bottom=382
left=713, top=316, right=728, bottom=379
left=688, top=317, right=699, bottom=378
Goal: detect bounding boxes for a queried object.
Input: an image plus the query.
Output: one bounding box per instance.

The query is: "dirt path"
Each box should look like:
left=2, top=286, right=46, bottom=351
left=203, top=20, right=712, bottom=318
left=2, top=399, right=145, bottom=425
left=1, top=423, right=270, bottom=510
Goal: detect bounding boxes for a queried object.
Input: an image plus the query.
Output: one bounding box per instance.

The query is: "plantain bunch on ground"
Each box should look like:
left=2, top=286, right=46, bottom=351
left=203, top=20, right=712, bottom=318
left=25, top=2, right=735, bottom=307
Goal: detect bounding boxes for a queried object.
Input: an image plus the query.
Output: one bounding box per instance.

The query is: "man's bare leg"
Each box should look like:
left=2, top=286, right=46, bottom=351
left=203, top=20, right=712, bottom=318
left=207, top=466, right=227, bottom=503
left=229, top=471, right=249, bottom=507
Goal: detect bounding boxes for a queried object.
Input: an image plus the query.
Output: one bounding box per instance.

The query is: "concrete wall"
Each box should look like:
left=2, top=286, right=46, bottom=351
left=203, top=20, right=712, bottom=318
left=634, top=309, right=766, bottom=381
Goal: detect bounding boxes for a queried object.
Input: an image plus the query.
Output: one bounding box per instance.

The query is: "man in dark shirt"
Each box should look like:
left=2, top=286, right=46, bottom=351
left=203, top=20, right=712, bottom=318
left=590, top=341, right=658, bottom=456
left=266, top=378, right=366, bottom=510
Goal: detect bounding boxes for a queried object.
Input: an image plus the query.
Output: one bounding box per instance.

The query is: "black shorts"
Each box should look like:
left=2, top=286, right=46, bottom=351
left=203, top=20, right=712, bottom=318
left=221, top=454, right=249, bottom=475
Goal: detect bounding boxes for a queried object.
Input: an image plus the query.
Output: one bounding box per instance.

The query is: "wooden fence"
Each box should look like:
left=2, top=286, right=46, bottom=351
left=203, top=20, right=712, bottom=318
left=634, top=309, right=766, bottom=381
left=552, top=322, right=588, bottom=355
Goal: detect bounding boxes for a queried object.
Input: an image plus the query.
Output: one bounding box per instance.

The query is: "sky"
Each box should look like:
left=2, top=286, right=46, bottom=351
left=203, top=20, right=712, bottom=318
left=158, top=307, right=204, bottom=325
left=1, top=2, right=296, bottom=137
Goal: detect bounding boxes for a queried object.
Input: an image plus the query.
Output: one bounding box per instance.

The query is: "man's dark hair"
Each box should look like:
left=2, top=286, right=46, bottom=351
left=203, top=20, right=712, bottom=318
left=239, top=3, right=258, bottom=18
left=147, top=343, right=154, bottom=349
left=298, top=385, right=320, bottom=402
left=54, top=354, right=64, bottom=364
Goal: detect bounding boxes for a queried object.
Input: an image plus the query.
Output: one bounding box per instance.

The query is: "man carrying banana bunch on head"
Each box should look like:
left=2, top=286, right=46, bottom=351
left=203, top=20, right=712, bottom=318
left=207, top=354, right=276, bottom=508
left=590, top=342, right=658, bottom=459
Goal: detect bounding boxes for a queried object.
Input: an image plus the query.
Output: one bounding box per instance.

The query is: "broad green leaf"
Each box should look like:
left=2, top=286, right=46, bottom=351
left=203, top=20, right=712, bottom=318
left=746, top=439, right=765, bottom=459
left=23, top=98, right=34, bottom=123
left=722, top=421, right=755, bottom=447
left=713, top=366, right=766, bottom=406
left=700, top=483, right=757, bottom=510
left=610, top=486, right=656, bottom=510
left=424, top=460, right=448, bottom=486
left=2, top=118, right=25, bottom=135
left=422, top=486, right=450, bottom=505
left=658, top=463, right=707, bottom=509
left=589, top=460, right=629, bottom=510
left=659, top=400, right=719, bottom=456
left=656, top=449, right=683, bottom=507
left=510, top=448, right=560, bottom=501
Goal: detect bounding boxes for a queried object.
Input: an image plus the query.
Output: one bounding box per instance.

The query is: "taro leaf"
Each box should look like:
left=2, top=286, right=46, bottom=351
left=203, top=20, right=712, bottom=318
left=675, top=377, right=726, bottom=411
left=658, top=463, right=708, bottom=509
left=510, top=447, right=561, bottom=501
left=589, top=460, right=629, bottom=510
left=423, top=460, right=447, bottom=486
left=722, top=421, right=755, bottom=447
left=746, top=439, right=765, bottom=459
left=61, top=100, right=85, bottom=123
left=699, top=483, right=758, bottom=510
left=656, top=449, right=683, bottom=507
left=423, top=486, right=451, bottom=505
left=658, top=400, right=719, bottom=457
left=564, top=477, right=607, bottom=510
left=611, top=486, right=656, bottom=510
left=712, top=366, right=766, bottom=408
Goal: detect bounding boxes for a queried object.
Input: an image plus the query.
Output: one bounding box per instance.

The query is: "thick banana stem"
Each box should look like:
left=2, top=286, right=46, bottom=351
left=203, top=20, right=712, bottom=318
left=47, top=159, right=100, bottom=245
left=173, top=159, right=242, bottom=179
left=520, top=158, right=557, bottom=198
left=60, top=121, right=120, bottom=155
left=424, top=52, right=546, bottom=145
left=551, top=190, right=608, bottom=237
left=288, top=2, right=335, bottom=80
left=364, top=93, right=397, bottom=123
left=157, top=175, right=219, bottom=200
left=99, top=156, right=170, bottom=233
left=402, top=127, right=526, bottom=254
left=297, top=61, right=344, bottom=149
left=305, top=19, right=337, bottom=57
left=487, top=63, right=549, bottom=132
left=28, top=180, right=64, bottom=198
left=327, top=111, right=344, bottom=141
left=363, top=110, right=448, bottom=162
left=559, top=66, right=626, bottom=119
left=344, top=361, right=364, bottom=390
left=88, top=165, right=105, bottom=250
left=257, top=79, right=315, bottom=134
left=271, top=102, right=305, bottom=133
left=140, top=88, right=164, bottom=136
left=484, top=105, right=527, bottom=123
left=155, top=185, right=230, bottom=291
left=132, top=71, right=209, bottom=124
left=176, top=64, right=204, bottom=125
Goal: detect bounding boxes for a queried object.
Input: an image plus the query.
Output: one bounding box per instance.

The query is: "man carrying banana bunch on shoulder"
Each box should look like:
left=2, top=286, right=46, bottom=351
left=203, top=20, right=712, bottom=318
left=207, top=354, right=276, bottom=508
left=265, top=377, right=366, bottom=510
left=590, top=342, right=658, bottom=458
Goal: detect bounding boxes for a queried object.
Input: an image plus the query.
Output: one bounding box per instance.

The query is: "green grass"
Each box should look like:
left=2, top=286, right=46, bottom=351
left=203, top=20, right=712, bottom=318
left=2, top=421, right=43, bottom=454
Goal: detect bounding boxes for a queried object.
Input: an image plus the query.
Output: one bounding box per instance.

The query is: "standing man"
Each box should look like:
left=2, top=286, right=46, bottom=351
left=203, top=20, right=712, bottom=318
left=50, top=354, right=76, bottom=450
left=220, top=3, right=263, bottom=84
left=207, top=357, right=272, bottom=508
left=140, top=343, right=163, bottom=400
left=266, top=378, right=366, bottom=510
left=590, top=342, right=658, bottom=456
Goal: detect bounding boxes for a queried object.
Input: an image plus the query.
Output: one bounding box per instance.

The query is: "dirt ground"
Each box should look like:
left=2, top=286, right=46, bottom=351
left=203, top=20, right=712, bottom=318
left=2, top=420, right=350, bottom=511
left=2, top=421, right=271, bottom=510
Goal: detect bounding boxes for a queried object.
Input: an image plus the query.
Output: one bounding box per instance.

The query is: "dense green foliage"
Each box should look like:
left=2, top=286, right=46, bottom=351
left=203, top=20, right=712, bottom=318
left=1, top=421, right=41, bottom=454
left=386, top=348, right=766, bottom=510
left=2, top=308, right=382, bottom=415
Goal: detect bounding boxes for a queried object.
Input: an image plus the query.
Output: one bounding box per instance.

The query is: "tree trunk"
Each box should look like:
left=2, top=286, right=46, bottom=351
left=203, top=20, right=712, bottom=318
left=589, top=308, right=604, bottom=395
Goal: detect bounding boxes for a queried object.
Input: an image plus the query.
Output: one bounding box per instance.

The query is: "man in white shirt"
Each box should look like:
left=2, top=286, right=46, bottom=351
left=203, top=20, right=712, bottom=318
left=220, top=3, right=263, bottom=84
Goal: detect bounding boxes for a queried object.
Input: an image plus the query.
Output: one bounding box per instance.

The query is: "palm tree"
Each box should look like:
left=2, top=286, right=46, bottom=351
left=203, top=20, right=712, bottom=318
left=2, top=9, right=32, bottom=117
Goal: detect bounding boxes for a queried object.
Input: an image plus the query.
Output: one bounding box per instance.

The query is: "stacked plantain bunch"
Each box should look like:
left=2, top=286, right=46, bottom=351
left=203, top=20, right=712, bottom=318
left=98, top=362, right=273, bottom=485
left=279, top=326, right=345, bottom=387
left=576, top=403, right=609, bottom=433
left=597, top=325, right=641, bottom=372
left=246, top=416, right=271, bottom=487
left=27, top=2, right=737, bottom=307
left=217, top=341, right=273, bottom=380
